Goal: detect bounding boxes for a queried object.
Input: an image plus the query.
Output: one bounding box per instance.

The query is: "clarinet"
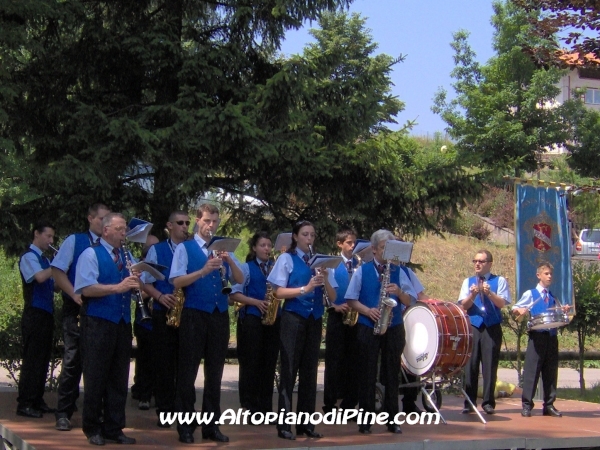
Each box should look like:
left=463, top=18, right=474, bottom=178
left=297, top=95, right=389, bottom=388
left=121, top=240, right=151, bottom=322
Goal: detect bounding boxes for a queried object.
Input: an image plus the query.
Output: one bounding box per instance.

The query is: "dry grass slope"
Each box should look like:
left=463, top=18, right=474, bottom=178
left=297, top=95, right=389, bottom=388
left=412, top=233, right=515, bottom=301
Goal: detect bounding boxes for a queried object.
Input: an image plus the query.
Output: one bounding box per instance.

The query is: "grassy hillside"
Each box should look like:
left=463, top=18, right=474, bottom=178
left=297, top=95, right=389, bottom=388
left=413, top=233, right=599, bottom=354
left=412, top=233, right=515, bottom=302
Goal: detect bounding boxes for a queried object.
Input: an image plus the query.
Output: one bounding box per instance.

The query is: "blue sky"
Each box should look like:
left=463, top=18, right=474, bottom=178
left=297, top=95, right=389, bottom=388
left=279, top=0, right=497, bottom=136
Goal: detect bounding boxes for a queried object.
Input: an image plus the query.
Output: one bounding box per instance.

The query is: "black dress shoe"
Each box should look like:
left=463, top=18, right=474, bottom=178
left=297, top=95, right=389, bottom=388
left=297, top=428, right=323, bottom=438
left=55, top=417, right=73, bottom=431
left=521, top=407, right=532, bottom=417
left=277, top=429, right=296, bottom=440
left=543, top=406, right=562, bottom=417
left=461, top=406, right=474, bottom=414
left=202, top=429, right=229, bottom=442
left=178, top=432, right=194, bottom=444
left=103, top=433, right=136, bottom=444
left=16, top=407, right=43, bottom=418
left=482, top=405, right=495, bottom=415
left=88, top=434, right=106, bottom=446
left=358, top=426, right=371, bottom=434
left=387, top=424, right=402, bottom=434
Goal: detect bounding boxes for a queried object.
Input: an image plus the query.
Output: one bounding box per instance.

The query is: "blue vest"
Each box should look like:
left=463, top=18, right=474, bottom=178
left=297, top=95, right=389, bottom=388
left=19, top=249, right=54, bottom=314
left=239, top=261, right=275, bottom=319
left=465, top=274, right=503, bottom=328
left=182, top=240, right=230, bottom=313
left=282, top=253, right=324, bottom=319
left=82, top=246, right=132, bottom=324
left=529, top=288, right=558, bottom=336
left=63, top=232, right=94, bottom=316
left=151, top=240, right=176, bottom=312
left=357, top=261, right=402, bottom=328
left=334, top=257, right=359, bottom=305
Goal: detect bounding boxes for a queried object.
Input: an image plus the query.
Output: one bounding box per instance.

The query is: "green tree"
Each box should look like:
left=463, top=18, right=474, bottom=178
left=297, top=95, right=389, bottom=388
left=1, top=3, right=481, bottom=254
left=569, top=261, right=600, bottom=394
left=433, top=1, right=569, bottom=175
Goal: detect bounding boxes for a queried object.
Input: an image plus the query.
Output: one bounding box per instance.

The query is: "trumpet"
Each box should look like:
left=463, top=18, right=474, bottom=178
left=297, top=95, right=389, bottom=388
left=208, top=230, right=232, bottom=295
left=308, top=244, right=332, bottom=308
left=121, top=240, right=151, bottom=322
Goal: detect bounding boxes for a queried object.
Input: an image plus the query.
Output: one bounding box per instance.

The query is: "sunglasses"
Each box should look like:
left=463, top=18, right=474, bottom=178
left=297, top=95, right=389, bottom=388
left=175, top=220, right=190, bottom=226
left=472, top=259, right=488, bottom=264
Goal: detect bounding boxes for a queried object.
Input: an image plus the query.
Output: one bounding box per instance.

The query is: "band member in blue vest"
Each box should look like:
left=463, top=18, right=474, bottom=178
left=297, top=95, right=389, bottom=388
left=346, top=229, right=416, bottom=434
left=230, top=231, right=280, bottom=415
left=169, top=203, right=243, bottom=444
left=51, top=203, right=110, bottom=431
left=17, top=221, right=56, bottom=419
left=75, top=212, right=140, bottom=445
left=130, top=234, right=159, bottom=411
left=323, top=228, right=359, bottom=414
left=458, top=249, right=510, bottom=415
left=143, top=211, right=189, bottom=427
left=513, top=262, right=570, bottom=418
left=267, top=220, right=337, bottom=440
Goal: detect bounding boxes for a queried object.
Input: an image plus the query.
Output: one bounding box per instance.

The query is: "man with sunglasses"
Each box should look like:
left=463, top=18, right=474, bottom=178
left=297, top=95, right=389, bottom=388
left=143, top=211, right=190, bottom=426
left=458, top=249, right=510, bottom=416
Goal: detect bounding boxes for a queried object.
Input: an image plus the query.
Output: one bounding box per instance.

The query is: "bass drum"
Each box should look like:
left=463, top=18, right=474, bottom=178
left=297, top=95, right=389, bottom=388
left=402, top=299, right=472, bottom=377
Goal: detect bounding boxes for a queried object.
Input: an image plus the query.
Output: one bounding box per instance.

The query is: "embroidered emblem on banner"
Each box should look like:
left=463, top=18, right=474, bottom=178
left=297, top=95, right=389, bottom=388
left=533, top=222, right=552, bottom=252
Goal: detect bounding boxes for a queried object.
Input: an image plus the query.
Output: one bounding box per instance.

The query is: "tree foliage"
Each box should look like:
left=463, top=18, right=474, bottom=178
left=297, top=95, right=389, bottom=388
left=1, top=1, right=480, bottom=254
left=569, top=261, right=600, bottom=394
left=512, top=0, right=600, bottom=66
left=433, top=1, right=570, bottom=175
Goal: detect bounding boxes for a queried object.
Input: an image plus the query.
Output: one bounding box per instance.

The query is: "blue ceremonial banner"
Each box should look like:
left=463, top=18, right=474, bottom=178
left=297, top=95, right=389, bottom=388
left=515, top=183, right=573, bottom=310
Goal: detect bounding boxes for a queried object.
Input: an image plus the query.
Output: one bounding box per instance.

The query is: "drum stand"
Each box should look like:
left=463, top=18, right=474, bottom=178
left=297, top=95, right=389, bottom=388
left=401, top=369, right=487, bottom=425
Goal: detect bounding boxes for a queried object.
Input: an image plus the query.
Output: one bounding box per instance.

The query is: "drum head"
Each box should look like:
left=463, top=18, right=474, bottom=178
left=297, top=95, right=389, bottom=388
left=402, top=305, right=439, bottom=375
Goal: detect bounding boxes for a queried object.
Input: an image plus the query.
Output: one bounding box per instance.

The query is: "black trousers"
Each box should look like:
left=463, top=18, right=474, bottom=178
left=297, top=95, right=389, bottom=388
left=151, top=309, right=178, bottom=415
left=132, top=323, right=154, bottom=402
left=277, top=311, right=322, bottom=433
left=55, top=314, right=82, bottom=419
left=464, top=323, right=502, bottom=409
left=521, top=331, right=559, bottom=409
left=80, top=316, right=132, bottom=437
left=175, top=308, right=229, bottom=436
left=17, top=307, right=54, bottom=410
left=323, top=311, right=358, bottom=410
left=237, top=314, right=280, bottom=413
left=357, top=323, right=405, bottom=420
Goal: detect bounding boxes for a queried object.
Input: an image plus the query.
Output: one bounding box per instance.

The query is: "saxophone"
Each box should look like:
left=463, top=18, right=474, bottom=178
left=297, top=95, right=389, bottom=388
left=261, top=274, right=280, bottom=325
left=373, top=261, right=397, bottom=335
left=342, top=254, right=361, bottom=326
left=166, top=287, right=185, bottom=327
left=164, top=227, right=189, bottom=328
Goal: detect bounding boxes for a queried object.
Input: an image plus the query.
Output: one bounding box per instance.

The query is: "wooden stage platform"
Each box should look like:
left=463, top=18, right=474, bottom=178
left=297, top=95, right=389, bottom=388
left=2, top=389, right=600, bottom=450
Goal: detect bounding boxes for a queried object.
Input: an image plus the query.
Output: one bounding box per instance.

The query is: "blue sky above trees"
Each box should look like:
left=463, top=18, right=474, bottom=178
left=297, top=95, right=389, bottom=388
left=280, top=0, right=496, bottom=136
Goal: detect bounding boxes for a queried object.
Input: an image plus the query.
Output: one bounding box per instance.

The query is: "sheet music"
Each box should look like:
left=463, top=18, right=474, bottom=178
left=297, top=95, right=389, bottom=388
left=383, top=240, right=413, bottom=263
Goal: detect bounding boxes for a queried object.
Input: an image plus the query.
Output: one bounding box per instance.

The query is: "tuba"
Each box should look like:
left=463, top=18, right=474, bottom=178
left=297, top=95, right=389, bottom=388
left=373, top=261, right=397, bottom=335
left=342, top=254, right=361, bottom=326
